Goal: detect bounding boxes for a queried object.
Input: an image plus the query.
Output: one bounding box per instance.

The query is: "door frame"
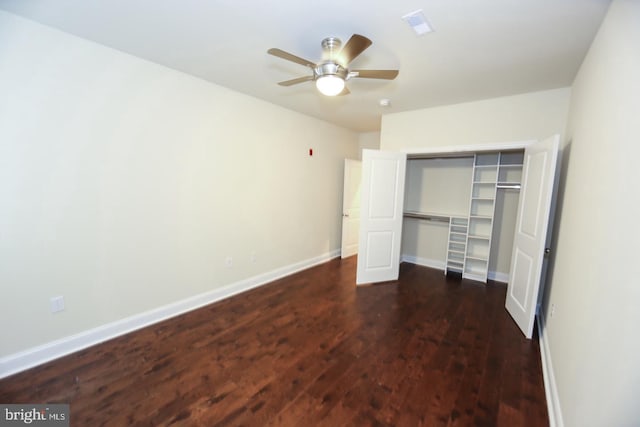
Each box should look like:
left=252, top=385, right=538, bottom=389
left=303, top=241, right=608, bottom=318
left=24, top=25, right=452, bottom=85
left=341, top=159, right=362, bottom=258
left=401, top=140, right=537, bottom=157
left=356, top=139, right=536, bottom=284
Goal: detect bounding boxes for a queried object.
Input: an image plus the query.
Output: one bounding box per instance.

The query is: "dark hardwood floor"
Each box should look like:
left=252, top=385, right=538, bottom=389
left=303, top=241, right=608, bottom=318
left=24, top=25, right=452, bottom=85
left=0, top=257, right=548, bottom=426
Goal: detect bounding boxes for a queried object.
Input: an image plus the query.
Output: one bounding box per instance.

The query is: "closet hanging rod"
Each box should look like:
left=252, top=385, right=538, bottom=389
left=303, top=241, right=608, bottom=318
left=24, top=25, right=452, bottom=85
left=403, top=212, right=451, bottom=223
left=496, top=183, right=521, bottom=189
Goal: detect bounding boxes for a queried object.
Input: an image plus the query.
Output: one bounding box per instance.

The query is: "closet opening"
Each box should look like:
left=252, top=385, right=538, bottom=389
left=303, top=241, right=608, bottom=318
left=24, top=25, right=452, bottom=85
left=401, top=150, right=524, bottom=284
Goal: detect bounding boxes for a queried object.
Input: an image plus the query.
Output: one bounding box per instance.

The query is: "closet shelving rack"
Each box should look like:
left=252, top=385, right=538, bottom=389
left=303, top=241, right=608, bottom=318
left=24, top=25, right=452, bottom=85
left=462, top=153, right=499, bottom=281
left=448, top=151, right=524, bottom=282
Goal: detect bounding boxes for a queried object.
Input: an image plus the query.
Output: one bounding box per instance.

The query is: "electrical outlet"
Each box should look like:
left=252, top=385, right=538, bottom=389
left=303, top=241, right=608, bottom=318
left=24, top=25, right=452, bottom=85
left=225, top=256, right=233, bottom=268
left=50, top=296, right=65, bottom=313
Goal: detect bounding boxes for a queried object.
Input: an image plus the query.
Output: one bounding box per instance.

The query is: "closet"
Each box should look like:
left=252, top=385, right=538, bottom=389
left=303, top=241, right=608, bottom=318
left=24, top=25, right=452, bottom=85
left=402, top=151, right=524, bottom=283
left=355, top=136, right=560, bottom=338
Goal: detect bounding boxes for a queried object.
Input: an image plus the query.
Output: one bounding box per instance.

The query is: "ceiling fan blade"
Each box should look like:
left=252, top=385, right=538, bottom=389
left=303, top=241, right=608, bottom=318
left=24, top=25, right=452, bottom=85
left=351, top=69, right=399, bottom=80
left=277, top=76, right=314, bottom=86
left=338, top=34, right=372, bottom=65
left=268, top=48, right=316, bottom=68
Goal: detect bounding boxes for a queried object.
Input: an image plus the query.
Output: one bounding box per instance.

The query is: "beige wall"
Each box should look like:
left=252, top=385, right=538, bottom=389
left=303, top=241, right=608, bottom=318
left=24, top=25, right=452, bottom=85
left=0, top=12, right=358, bottom=357
left=543, top=1, right=640, bottom=425
left=357, top=131, right=380, bottom=158
left=402, top=157, right=473, bottom=269
left=381, top=89, right=571, bottom=278
left=381, top=88, right=570, bottom=151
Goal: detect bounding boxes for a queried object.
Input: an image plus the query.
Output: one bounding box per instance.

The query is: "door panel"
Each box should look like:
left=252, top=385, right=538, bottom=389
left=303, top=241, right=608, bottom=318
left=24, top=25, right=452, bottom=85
left=365, top=231, right=394, bottom=268
left=506, top=135, right=559, bottom=338
left=341, top=159, right=362, bottom=258
left=356, top=150, right=406, bottom=285
left=369, top=159, right=401, bottom=218
left=519, top=151, right=547, bottom=237
left=510, top=248, right=534, bottom=309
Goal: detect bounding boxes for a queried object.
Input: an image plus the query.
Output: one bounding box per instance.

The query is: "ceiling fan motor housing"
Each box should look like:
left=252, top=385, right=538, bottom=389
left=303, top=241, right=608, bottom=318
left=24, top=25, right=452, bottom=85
left=321, top=37, right=342, bottom=54
left=315, top=61, right=348, bottom=80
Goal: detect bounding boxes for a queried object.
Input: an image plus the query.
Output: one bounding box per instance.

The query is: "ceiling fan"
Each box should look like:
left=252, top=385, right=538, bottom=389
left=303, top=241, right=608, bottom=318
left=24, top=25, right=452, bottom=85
left=267, top=34, right=399, bottom=96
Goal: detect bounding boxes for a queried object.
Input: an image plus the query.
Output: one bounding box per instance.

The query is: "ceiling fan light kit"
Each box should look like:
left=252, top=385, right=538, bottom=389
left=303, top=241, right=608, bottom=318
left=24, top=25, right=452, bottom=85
left=315, top=61, right=348, bottom=96
left=268, top=34, right=399, bottom=97
left=316, top=75, right=345, bottom=96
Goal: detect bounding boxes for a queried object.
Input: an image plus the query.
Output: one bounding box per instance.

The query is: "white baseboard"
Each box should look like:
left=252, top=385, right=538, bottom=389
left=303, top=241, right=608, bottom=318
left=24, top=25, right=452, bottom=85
left=401, top=255, right=509, bottom=283
left=537, top=314, right=564, bottom=427
left=487, top=270, right=509, bottom=283
left=401, top=255, right=445, bottom=271
left=0, top=250, right=340, bottom=379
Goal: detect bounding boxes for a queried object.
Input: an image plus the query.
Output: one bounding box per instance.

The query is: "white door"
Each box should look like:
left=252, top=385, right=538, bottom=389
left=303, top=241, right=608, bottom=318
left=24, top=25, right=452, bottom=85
left=341, top=159, right=362, bottom=258
left=506, top=135, right=560, bottom=338
left=356, top=150, right=407, bottom=285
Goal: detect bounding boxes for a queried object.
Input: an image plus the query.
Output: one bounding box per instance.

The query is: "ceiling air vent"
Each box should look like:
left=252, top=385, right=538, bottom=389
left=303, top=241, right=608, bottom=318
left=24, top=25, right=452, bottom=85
left=402, top=9, right=433, bottom=36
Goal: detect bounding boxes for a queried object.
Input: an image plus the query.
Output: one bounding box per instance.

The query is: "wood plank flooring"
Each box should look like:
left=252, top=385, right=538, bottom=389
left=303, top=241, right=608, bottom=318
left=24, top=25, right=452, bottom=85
left=0, top=257, right=548, bottom=426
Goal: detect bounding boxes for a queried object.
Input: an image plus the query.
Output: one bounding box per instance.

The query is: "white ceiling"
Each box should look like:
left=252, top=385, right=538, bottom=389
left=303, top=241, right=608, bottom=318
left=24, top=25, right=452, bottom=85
left=0, top=0, right=611, bottom=132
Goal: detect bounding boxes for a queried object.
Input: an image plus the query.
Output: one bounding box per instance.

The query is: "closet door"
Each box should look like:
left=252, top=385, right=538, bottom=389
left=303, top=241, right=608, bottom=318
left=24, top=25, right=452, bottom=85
left=506, top=135, right=559, bottom=338
left=356, top=150, right=407, bottom=285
